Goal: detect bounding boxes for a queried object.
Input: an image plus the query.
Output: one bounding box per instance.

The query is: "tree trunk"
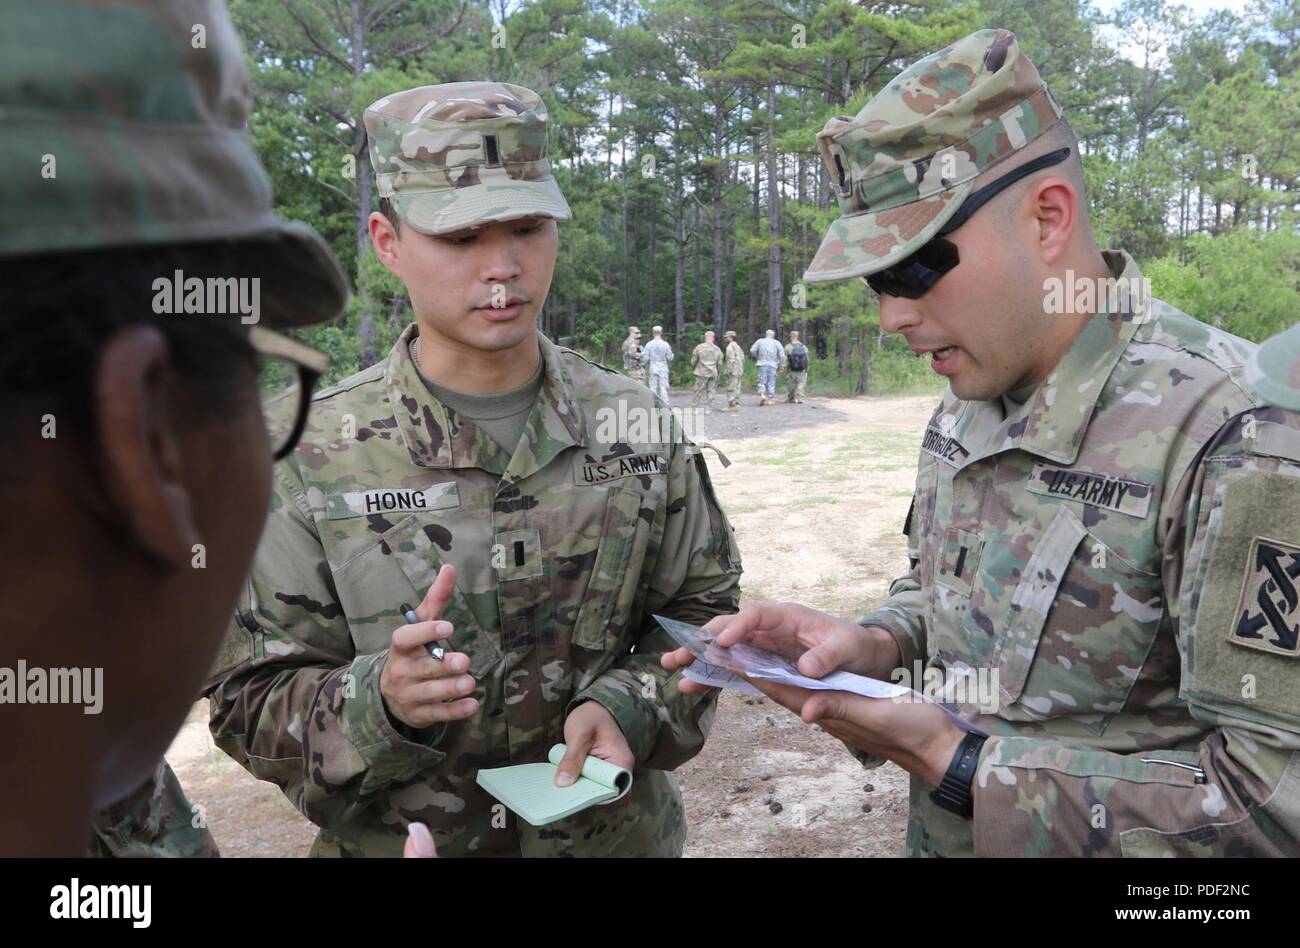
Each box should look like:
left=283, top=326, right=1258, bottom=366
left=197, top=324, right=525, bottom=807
left=765, top=82, right=783, bottom=333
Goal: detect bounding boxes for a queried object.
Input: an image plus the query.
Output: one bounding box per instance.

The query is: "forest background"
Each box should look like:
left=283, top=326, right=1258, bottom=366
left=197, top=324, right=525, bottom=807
left=233, top=0, right=1298, bottom=395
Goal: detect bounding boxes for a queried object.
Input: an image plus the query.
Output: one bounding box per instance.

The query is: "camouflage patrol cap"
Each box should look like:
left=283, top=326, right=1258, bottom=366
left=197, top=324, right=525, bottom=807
left=1246, top=323, right=1300, bottom=410
left=804, top=28, right=1062, bottom=284
left=364, top=81, right=572, bottom=236
left=723, top=330, right=736, bottom=338
left=0, top=0, right=348, bottom=329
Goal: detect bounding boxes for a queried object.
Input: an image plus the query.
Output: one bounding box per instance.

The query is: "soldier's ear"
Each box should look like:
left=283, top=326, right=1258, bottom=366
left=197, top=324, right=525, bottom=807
left=94, top=326, right=202, bottom=570
left=369, top=210, right=402, bottom=275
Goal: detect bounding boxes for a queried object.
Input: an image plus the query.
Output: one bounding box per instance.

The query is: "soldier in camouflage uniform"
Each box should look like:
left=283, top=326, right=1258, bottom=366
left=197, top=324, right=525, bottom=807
left=0, top=0, right=345, bottom=855
left=690, top=331, right=724, bottom=414
left=91, top=762, right=219, bottom=858
left=1247, top=323, right=1300, bottom=411
left=621, top=326, right=645, bottom=383
left=721, top=330, right=745, bottom=412
left=205, top=81, right=742, bottom=858
left=666, top=29, right=1300, bottom=856
left=783, top=331, right=809, bottom=403
left=643, top=325, right=674, bottom=403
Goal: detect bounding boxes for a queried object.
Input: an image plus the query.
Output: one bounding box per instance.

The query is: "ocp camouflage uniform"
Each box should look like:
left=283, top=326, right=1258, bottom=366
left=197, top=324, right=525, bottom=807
left=862, top=252, right=1300, bottom=856
left=784, top=342, right=808, bottom=403
left=690, top=341, right=723, bottom=412
left=90, top=761, right=219, bottom=858
left=723, top=339, right=745, bottom=410
left=806, top=29, right=1300, bottom=857
left=621, top=336, right=645, bottom=382
left=206, top=328, right=742, bottom=857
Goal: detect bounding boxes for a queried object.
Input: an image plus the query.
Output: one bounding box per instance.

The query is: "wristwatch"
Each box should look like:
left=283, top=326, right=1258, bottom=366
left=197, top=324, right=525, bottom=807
left=928, top=730, right=988, bottom=818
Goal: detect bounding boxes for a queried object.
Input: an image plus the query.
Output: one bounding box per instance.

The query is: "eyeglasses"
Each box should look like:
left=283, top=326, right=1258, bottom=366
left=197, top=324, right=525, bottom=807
left=864, top=147, right=1072, bottom=299
left=249, top=326, right=330, bottom=461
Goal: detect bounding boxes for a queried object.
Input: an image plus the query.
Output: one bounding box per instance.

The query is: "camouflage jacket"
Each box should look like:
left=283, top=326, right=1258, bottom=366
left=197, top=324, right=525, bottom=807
left=621, top=337, right=643, bottom=375
left=206, top=327, right=741, bottom=857
left=864, top=252, right=1300, bottom=856
left=724, top=342, right=745, bottom=379
left=690, top=343, right=723, bottom=379
left=90, top=761, right=219, bottom=858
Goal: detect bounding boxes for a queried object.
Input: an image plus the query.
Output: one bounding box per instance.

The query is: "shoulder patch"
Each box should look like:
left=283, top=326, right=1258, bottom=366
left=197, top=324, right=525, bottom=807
left=1026, top=462, right=1153, bottom=518
left=1231, top=536, right=1300, bottom=658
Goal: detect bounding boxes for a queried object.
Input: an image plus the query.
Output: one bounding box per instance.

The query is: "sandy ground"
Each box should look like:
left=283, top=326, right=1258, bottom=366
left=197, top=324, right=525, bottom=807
left=167, top=391, right=940, bottom=857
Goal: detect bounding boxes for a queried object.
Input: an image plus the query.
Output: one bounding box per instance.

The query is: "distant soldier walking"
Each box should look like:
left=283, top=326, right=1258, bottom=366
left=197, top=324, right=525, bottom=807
left=643, top=324, right=674, bottom=403
left=621, top=326, right=645, bottom=382
left=690, top=330, right=723, bottom=414
left=721, top=330, right=745, bottom=412
left=784, top=330, right=809, bottom=403
left=750, top=329, right=786, bottom=406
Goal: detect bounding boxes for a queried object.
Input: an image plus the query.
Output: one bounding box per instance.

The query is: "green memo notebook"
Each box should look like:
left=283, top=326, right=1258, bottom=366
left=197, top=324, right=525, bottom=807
left=475, top=744, right=633, bottom=826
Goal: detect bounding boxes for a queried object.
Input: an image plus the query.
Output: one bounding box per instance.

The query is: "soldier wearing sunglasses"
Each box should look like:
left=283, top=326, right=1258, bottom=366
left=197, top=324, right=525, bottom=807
left=665, top=28, right=1300, bottom=857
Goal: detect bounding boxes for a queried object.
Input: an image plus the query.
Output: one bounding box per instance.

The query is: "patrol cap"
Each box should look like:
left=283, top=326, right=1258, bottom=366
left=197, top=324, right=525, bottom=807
left=0, top=0, right=349, bottom=329
left=1246, top=323, right=1300, bottom=411
left=723, top=330, right=736, bottom=338
left=804, top=29, right=1062, bottom=284
left=365, top=81, right=572, bottom=236
left=629, top=326, right=641, bottom=334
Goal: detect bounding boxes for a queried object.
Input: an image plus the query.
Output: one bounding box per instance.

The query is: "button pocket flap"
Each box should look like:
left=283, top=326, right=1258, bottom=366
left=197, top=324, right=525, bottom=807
left=345, top=514, right=500, bottom=676
left=998, top=505, right=1088, bottom=702
left=572, top=485, right=644, bottom=650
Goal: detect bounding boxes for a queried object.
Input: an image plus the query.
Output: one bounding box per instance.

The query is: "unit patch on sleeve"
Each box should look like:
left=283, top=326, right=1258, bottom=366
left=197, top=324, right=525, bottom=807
left=1230, top=536, right=1300, bottom=658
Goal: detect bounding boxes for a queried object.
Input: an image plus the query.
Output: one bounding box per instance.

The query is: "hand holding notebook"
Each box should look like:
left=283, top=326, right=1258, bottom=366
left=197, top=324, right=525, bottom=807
left=476, top=744, right=634, bottom=826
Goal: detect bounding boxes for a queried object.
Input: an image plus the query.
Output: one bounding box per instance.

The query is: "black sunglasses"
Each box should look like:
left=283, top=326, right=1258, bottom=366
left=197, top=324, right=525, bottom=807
left=864, top=147, right=1072, bottom=299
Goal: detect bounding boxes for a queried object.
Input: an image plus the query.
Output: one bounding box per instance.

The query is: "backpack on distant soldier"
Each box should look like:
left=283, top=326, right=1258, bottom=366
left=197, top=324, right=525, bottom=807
left=788, top=343, right=807, bottom=371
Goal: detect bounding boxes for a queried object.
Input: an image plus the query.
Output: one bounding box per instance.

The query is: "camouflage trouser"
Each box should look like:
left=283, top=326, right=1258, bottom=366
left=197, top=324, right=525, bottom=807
left=648, top=368, right=670, bottom=403
left=786, top=370, right=808, bottom=402
left=756, top=365, right=777, bottom=397
left=691, top=375, right=718, bottom=409
left=725, top=374, right=742, bottom=408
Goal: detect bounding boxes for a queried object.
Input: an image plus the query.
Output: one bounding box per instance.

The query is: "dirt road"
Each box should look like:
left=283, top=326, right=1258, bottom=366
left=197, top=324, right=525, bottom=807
left=168, top=391, right=940, bottom=857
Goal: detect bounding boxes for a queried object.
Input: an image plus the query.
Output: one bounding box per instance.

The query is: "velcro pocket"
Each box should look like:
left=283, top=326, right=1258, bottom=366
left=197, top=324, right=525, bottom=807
left=1183, top=463, right=1300, bottom=729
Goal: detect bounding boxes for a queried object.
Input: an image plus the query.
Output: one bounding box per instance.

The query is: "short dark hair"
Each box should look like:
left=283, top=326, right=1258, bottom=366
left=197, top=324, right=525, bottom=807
left=0, top=243, right=259, bottom=445
left=378, top=196, right=402, bottom=235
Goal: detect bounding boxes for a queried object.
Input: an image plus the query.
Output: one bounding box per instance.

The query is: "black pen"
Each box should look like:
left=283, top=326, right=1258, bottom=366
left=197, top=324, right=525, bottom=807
left=401, top=602, right=445, bottom=661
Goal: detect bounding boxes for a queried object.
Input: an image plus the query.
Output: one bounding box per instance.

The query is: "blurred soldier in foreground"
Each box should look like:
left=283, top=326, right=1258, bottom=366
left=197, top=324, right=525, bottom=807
left=750, top=329, right=786, bottom=406
left=784, top=331, right=809, bottom=404
left=644, top=324, right=674, bottom=403
left=621, top=326, right=645, bottom=383
left=667, top=29, right=1300, bottom=856
left=1247, top=323, right=1300, bottom=412
left=721, top=330, right=745, bottom=413
left=0, top=0, right=345, bottom=856
left=690, top=330, right=724, bottom=414
left=205, top=81, right=742, bottom=857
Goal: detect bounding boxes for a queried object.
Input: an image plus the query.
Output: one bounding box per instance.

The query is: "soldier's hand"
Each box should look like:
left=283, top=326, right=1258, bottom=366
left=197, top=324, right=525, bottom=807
left=556, top=701, right=635, bottom=787
left=380, top=564, right=479, bottom=729
left=660, top=602, right=902, bottom=691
